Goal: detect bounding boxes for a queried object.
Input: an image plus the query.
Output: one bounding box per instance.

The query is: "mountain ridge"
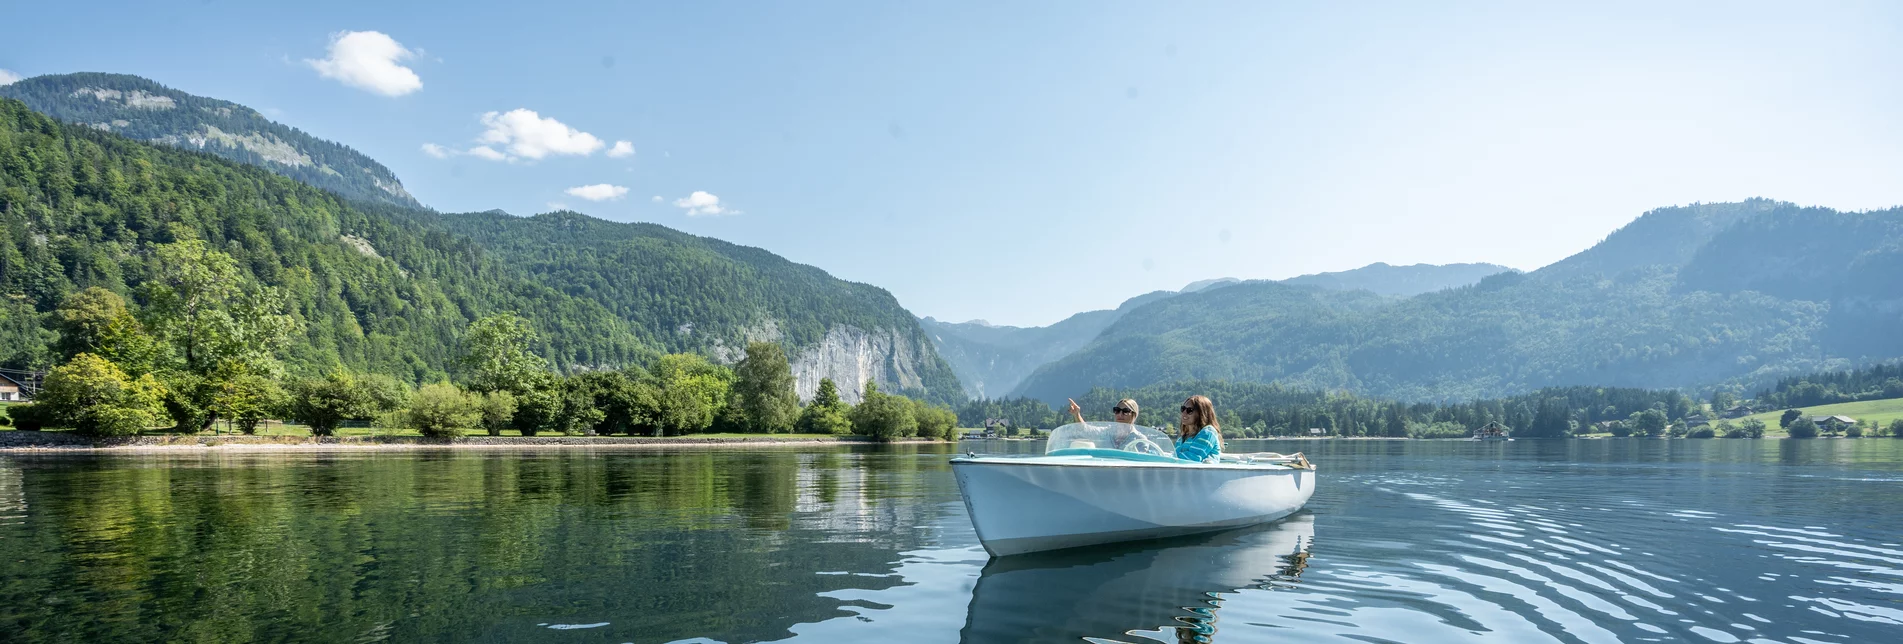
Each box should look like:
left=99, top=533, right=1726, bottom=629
left=0, top=72, right=422, bottom=208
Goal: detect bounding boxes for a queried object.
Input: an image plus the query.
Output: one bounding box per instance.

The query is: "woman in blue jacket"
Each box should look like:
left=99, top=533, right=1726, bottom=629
left=1174, top=395, right=1224, bottom=463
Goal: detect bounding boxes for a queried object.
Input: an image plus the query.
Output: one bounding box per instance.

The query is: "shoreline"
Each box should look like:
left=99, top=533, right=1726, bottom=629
left=0, top=432, right=952, bottom=453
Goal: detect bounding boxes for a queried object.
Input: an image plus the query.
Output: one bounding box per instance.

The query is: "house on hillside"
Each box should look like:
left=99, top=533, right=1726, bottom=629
left=1684, top=415, right=1710, bottom=427
left=1721, top=405, right=1754, bottom=419
left=1809, top=415, right=1856, bottom=426
left=0, top=372, right=27, bottom=402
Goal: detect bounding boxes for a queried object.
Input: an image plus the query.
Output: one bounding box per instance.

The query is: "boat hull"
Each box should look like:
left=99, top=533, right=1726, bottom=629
left=951, top=455, right=1316, bottom=556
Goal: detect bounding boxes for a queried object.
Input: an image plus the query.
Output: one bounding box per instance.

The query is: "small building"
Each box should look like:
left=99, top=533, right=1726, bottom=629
left=1684, top=415, right=1710, bottom=427
left=0, top=372, right=28, bottom=402
left=1809, top=415, right=1856, bottom=426
left=1475, top=421, right=1510, bottom=437
left=1721, top=405, right=1753, bottom=419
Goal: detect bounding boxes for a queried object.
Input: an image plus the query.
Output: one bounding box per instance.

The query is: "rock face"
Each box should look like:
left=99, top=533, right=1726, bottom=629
left=788, top=325, right=935, bottom=404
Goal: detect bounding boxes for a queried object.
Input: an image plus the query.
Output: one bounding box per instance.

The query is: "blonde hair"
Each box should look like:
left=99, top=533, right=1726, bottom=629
left=1179, top=395, right=1219, bottom=440
left=1116, top=399, right=1139, bottom=417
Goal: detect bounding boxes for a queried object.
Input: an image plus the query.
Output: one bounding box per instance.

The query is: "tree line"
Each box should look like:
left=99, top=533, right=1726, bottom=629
left=3, top=239, right=957, bottom=441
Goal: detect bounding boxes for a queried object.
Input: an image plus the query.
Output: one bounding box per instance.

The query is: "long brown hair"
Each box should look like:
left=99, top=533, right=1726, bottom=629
left=1178, top=395, right=1219, bottom=440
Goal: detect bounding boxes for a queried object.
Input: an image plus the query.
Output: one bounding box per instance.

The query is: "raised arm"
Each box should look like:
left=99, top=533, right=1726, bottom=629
left=1067, top=398, right=1086, bottom=425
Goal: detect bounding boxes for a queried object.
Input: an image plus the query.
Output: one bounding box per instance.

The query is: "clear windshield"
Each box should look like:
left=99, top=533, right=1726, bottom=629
left=1044, top=422, right=1176, bottom=457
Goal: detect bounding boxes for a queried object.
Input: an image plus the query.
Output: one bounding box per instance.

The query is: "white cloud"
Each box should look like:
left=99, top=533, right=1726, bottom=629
left=673, top=191, right=738, bottom=217
left=565, top=184, right=630, bottom=201
left=0, top=69, right=22, bottom=86
left=467, top=146, right=507, bottom=161
left=305, top=31, right=422, bottom=97
left=420, top=143, right=452, bottom=158
left=475, top=109, right=604, bottom=161
left=607, top=141, right=635, bottom=158
left=651, top=195, right=663, bottom=203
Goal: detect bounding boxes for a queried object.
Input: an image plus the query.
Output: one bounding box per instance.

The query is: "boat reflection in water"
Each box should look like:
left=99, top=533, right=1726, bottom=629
left=960, top=513, right=1315, bottom=644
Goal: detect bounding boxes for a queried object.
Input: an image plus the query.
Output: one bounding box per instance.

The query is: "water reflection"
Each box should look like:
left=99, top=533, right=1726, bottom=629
left=960, top=514, right=1315, bottom=643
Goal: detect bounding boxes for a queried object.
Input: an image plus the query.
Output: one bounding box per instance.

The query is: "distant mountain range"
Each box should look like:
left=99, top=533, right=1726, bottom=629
left=1, top=72, right=421, bottom=208
left=924, top=262, right=1510, bottom=398
left=1012, top=199, right=1903, bottom=404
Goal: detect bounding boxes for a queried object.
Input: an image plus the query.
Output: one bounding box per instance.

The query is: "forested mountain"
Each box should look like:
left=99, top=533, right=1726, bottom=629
left=0, top=99, right=640, bottom=381
left=0, top=73, right=420, bottom=208
left=924, top=262, right=1508, bottom=399
left=1282, top=262, right=1511, bottom=296
left=418, top=209, right=962, bottom=404
left=0, top=98, right=963, bottom=402
left=1013, top=200, right=1903, bottom=404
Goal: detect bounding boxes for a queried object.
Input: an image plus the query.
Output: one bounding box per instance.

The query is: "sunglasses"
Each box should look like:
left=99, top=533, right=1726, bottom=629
left=1112, top=407, right=1134, bottom=414
left=1180, top=406, right=1196, bottom=413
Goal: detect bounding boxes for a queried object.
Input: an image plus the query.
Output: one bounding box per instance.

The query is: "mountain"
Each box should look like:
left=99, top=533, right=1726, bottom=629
left=923, top=263, right=1508, bottom=399
left=0, top=98, right=639, bottom=381
left=0, top=72, right=421, bottom=208
left=420, top=209, right=962, bottom=404
left=1281, top=262, right=1512, bottom=296
left=921, top=290, right=1176, bottom=398
left=0, top=97, right=962, bottom=403
left=1012, top=200, right=1903, bottom=404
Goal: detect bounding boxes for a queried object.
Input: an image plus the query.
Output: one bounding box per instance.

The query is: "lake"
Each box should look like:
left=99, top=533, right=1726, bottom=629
left=2, top=439, right=1900, bottom=643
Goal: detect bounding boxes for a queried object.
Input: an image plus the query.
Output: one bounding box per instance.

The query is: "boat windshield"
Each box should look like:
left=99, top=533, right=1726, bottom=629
left=1044, top=422, right=1176, bottom=457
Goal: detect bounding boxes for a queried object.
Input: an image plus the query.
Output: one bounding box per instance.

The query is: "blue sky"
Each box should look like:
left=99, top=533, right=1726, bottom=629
left=4, top=1, right=1901, bottom=326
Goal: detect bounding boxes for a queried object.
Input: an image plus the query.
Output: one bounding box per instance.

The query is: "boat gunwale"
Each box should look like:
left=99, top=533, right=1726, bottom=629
left=950, top=455, right=1314, bottom=472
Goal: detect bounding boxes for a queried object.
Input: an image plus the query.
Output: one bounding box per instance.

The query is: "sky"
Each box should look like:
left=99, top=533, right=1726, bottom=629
left=4, top=1, right=1901, bottom=326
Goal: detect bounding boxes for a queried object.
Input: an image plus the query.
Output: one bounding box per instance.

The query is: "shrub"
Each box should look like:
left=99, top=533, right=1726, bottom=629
left=849, top=383, right=916, bottom=441
left=7, top=403, right=51, bottom=431
left=1845, top=424, right=1863, bottom=438
left=37, top=354, right=169, bottom=437
left=1686, top=427, right=1716, bottom=439
left=1787, top=418, right=1819, bottom=439
left=285, top=371, right=377, bottom=437
left=1739, top=418, right=1767, bottom=439
left=796, top=403, right=852, bottom=435
left=478, top=390, right=517, bottom=436
left=911, top=399, right=959, bottom=441
left=1608, top=422, right=1633, bottom=437
left=1891, top=419, right=1903, bottom=438
left=407, top=383, right=482, bottom=439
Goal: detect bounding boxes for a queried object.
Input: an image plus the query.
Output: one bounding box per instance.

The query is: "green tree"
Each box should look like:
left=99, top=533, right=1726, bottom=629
left=142, top=239, right=298, bottom=376
left=796, top=377, right=853, bottom=434
left=1628, top=409, right=1668, bottom=437
left=477, top=390, right=518, bottom=436
left=850, top=382, right=917, bottom=441
left=910, top=398, right=958, bottom=441
left=1887, top=418, right=1903, bottom=438
left=407, top=383, right=482, bottom=439
left=50, top=287, right=160, bottom=374
left=1739, top=418, right=1767, bottom=438
left=35, top=353, right=169, bottom=436
left=651, top=353, right=732, bottom=435
left=209, top=366, right=286, bottom=435
left=728, top=342, right=800, bottom=433
left=459, top=313, right=553, bottom=396
left=1786, top=417, right=1819, bottom=438
left=285, top=371, right=378, bottom=437
left=1780, top=409, right=1802, bottom=428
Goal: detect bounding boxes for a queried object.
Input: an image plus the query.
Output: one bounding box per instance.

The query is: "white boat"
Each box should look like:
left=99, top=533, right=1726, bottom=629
left=960, top=513, right=1315, bottom=642
left=951, top=422, right=1317, bottom=557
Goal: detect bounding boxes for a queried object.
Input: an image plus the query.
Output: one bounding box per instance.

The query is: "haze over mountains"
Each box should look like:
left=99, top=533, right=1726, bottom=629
left=4, top=71, right=1900, bottom=411
left=1014, top=200, right=1903, bottom=404
left=922, top=263, right=1510, bottom=398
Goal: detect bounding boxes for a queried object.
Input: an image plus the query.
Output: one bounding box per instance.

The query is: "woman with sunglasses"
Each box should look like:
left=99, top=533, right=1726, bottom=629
left=1068, top=397, right=1140, bottom=426
left=1066, top=397, right=1144, bottom=449
left=1174, top=395, right=1224, bottom=463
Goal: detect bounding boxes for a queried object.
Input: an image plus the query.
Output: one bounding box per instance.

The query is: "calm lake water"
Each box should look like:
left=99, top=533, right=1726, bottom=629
left=2, top=439, right=1900, bottom=643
